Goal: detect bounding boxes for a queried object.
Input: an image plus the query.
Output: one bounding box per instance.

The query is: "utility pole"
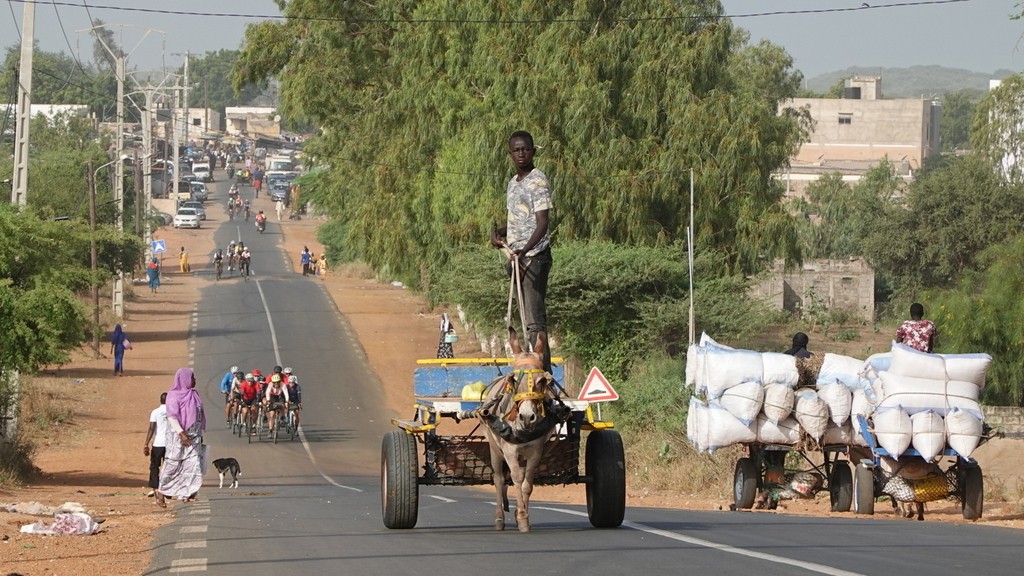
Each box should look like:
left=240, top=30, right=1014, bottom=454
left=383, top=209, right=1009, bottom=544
left=10, top=1, right=34, bottom=205
left=88, top=161, right=100, bottom=359
left=134, top=150, right=142, bottom=236
left=172, top=85, right=181, bottom=207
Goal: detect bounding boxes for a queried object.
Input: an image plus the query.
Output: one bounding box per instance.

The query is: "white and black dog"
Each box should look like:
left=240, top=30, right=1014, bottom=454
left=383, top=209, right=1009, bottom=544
left=212, top=457, right=242, bottom=489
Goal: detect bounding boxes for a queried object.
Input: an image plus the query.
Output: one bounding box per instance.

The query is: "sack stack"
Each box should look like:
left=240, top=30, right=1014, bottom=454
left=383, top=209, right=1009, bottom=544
left=686, top=335, right=991, bottom=460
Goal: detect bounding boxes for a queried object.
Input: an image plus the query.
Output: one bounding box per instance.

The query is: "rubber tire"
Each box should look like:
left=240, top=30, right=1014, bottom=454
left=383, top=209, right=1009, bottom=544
left=830, top=462, right=853, bottom=512
left=961, top=465, right=984, bottom=520
left=733, top=457, right=758, bottom=510
left=853, top=462, right=875, bottom=515
left=586, top=430, right=626, bottom=528
left=381, top=430, right=419, bottom=529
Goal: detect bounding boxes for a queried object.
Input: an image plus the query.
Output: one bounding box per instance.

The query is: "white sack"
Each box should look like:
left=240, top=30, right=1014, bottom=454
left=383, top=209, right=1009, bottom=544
left=687, top=396, right=708, bottom=452
left=941, top=353, right=991, bottom=389
left=817, top=382, right=853, bottom=426
left=889, top=341, right=947, bottom=381
left=718, top=381, right=764, bottom=425
left=701, top=348, right=764, bottom=399
left=850, top=389, right=873, bottom=446
left=822, top=421, right=855, bottom=446
left=761, top=352, right=799, bottom=388
left=756, top=415, right=801, bottom=445
left=704, top=401, right=757, bottom=452
left=685, top=333, right=733, bottom=391
left=877, top=371, right=982, bottom=418
left=945, top=407, right=984, bottom=459
left=873, top=405, right=912, bottom=457
left=910, top=411, right=946, bottom=461
left=817, top=353, right=866, bottom=390
left=762, top=384, right=795, bottom=424
left=794, top=389, right=829, bottom=440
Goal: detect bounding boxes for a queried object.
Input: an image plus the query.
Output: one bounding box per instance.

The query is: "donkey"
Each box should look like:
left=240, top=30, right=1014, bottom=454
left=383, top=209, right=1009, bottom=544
left=475, top=328, right=567, bottom=532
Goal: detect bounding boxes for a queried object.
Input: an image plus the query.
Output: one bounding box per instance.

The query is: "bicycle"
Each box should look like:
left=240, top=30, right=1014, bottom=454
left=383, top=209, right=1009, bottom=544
left=239, top=258, right=251, bottom=281
left=228, top=204, right=235, bottom=221
left=215, top=258, right=223, bottom=281
left=287, top=403, right=301, bottom=441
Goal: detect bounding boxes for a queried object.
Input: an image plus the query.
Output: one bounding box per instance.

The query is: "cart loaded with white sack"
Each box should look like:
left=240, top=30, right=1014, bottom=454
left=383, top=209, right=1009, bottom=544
left=686, top=334, right=995, bottom=518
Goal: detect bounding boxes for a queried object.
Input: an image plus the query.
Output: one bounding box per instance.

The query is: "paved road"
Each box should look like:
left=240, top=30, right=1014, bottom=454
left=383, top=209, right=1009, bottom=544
left=147, top=178, right=1024, bottom=575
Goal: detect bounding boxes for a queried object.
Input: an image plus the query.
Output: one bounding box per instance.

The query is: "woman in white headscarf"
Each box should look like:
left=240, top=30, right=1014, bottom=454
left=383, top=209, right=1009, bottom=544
left=436, top=313, right=455, bottom=359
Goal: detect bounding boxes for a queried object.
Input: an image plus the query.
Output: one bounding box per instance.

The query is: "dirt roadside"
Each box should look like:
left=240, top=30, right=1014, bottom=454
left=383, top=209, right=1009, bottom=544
left=2, top=190, right=1023, bottom=574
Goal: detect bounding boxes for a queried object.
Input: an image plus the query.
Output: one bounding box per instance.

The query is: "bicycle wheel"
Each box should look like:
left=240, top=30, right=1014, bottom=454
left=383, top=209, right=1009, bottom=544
left=247, top=413, right=254, bottom=444
left=272, top=415, right=279, bottom=444
left=216, top=263, right=222, bottom=280
left=290, top=410, right=298, bottom=441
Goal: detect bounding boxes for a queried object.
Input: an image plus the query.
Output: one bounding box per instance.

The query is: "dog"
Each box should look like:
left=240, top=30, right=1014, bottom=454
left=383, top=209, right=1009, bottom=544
left=212, top=458, right=242, bottom=489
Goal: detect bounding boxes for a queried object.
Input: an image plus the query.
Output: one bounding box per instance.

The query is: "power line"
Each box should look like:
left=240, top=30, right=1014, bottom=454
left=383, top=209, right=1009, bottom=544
left=9, top=0, right=974, bottom=24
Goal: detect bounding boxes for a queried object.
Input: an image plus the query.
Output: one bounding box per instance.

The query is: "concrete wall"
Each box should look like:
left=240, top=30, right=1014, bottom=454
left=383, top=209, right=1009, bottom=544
left=750, top=258, right=876, bottom=322
left=784, top=98, right=937, bottom=168
left=983, top=406, right=1024, bottom=438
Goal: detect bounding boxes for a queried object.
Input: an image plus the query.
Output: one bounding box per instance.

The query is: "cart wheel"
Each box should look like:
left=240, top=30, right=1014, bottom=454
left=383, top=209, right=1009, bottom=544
left=381, top=430, right=419, bottom=529
left=961, top=465, right=983, bottom=520
left=853, top=462, right=875, bottom=515
left=733, top=457, right=758, bottom=510
left=829, top=462, right=853, bottom=512
left=586, top=430, right=626, bottom=528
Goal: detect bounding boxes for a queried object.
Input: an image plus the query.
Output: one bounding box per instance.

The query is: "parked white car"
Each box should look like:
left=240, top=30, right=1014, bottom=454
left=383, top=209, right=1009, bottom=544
left=181, top=201, right=207, bottom=220
left=173, top=207, right=201, bottom=229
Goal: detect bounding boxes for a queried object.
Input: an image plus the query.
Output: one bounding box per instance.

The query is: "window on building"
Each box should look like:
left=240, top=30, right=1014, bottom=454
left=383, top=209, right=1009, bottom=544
left=838, top=114, right=852, bottom=125
left=193, top=118, right=202, bottom=126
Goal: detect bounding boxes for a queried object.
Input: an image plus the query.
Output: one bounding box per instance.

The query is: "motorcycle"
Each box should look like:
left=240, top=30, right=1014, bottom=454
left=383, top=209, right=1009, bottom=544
left=256, top=219, right=266, bottom=234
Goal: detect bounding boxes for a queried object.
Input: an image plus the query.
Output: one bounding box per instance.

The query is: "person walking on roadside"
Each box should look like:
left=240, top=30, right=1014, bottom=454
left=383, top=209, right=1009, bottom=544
left=179, top=246, right=191, bottom=273
left=896, top=302, right=936, bottom=353
left=300, top=247, right=312, bottom=276
left=436, top=313, right=456, bottom=359
left=156, top=368, right=207, bottom=507
left=110, top=324, right=130, bottom=376
left=276, top=199, right=284, bottom=221
left=316, top=253, right=328, bottom=277
left=489, top=130, right=553, bottom=371
left=144, top=392, right=168, bottom=497
left=147, top=258, right=161, bottom=293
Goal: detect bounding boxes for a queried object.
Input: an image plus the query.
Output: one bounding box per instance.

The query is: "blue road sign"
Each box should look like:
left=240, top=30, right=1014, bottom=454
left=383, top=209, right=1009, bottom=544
left=151, top=239, right=167, bottom=254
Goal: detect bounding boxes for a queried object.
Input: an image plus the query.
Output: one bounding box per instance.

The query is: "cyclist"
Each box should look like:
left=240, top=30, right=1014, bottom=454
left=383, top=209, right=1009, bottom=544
left=244, top=200, right=252, bottom=221
left=285, top=373, right=302, bottom=430
left=213, top=249, right=224, bottom=280
left=219, top=366, right=240, bottom=425
left=238, top=372, right=261, bottom=434
left=264, top=373, right=290, bottom=436
left=227, top=199, right=235, bottom=220
left=239, top=246, right=252, bottom=276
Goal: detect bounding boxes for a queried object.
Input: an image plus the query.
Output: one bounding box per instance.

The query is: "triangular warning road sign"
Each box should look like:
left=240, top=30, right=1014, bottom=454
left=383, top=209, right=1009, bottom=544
left=578, top=367, right=619, bottom=402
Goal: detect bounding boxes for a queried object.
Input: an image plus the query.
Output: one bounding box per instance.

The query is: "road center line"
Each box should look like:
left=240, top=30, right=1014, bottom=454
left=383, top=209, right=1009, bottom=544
left=536, top=507, right=865, bottom=576
left=255, top=281, right=362, bottom=493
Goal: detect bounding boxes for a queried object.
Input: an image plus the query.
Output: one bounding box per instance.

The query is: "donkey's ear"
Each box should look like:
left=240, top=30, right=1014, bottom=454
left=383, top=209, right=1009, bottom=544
left=533, top=331, right=547, bottom=356
left=508, top=326, right=522, bottom=355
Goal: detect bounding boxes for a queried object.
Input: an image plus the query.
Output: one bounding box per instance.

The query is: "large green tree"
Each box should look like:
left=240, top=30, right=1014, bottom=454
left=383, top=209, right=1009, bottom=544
left=939, top=89, right=980, bottom=152
left=236, top=0, right=810, bottom=287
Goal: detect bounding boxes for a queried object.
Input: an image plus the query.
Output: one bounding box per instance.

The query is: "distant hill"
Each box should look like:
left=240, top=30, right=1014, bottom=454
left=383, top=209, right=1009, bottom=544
left=804, top=65, right=1017, bottom=98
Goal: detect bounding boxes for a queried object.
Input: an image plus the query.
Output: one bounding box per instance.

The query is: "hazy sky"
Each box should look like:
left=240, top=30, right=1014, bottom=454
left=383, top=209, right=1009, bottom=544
left=2, top=0, right=1021, bottom=78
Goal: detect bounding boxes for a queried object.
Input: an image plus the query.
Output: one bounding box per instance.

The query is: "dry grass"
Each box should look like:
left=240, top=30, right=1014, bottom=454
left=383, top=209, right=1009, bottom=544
left=622, top=430, right=740, bottom=499
left=0, top=376, right=86, bottom=487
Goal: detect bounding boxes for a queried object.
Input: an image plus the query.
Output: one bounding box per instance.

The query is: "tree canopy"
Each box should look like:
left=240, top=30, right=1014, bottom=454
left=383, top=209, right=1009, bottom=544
left=236, top=0, right=811, bottom=287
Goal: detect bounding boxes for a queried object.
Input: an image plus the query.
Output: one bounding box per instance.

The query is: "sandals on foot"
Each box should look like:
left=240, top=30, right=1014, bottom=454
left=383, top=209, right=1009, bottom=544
left=155, top=492, right=167, bottom=508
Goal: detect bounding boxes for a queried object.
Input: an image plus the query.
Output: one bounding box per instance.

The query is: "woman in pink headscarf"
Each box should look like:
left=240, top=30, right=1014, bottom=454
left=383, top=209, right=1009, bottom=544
left=156, top=368, right=207, bottom=507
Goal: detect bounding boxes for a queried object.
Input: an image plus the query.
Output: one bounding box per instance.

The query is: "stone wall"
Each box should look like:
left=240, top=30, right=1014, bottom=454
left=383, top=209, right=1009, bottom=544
left=983, top=406, right=1024, bottom=438
left=750, top=258, right=875, bottom=322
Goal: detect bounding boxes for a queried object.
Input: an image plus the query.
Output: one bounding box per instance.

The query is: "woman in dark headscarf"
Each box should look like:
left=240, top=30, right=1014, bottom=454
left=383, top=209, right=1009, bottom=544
left=784, top=332, right=812, bottom=359
left=156, top=368, right=207, bottom=507
left=109, top=324, right=128, bottom=376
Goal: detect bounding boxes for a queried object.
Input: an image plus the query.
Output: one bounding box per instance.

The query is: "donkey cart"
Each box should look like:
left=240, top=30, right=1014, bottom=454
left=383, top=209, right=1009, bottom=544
left=850, top=415, right=991, bottom=520
left=381, top=358, right=626, bottom=530
left=733, top=442, right=855, bottom=512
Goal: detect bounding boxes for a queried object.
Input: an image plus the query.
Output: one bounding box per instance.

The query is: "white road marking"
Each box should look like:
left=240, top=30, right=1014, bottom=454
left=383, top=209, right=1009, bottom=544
left=170, top=558, right=208, bottom=573
left=175, top=540, right=208, bottom=549
left=428, top=495, right=457, bottom=503
left=536, top=507, right=865, bottom=576
left=179, top=525, right=208, bottom=534
left=255, top=281, right=362, bottom=493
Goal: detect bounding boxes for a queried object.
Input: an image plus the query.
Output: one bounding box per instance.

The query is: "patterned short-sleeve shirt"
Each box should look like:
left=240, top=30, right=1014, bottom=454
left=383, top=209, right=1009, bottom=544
left=506, top=168, right=552, bottom=256
left=896, top=319, right=936, bottom=352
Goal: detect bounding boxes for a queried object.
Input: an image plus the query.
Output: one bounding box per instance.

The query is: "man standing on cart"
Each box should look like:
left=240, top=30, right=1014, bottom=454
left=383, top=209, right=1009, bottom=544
left=490, top=130, right=553, bottom=372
